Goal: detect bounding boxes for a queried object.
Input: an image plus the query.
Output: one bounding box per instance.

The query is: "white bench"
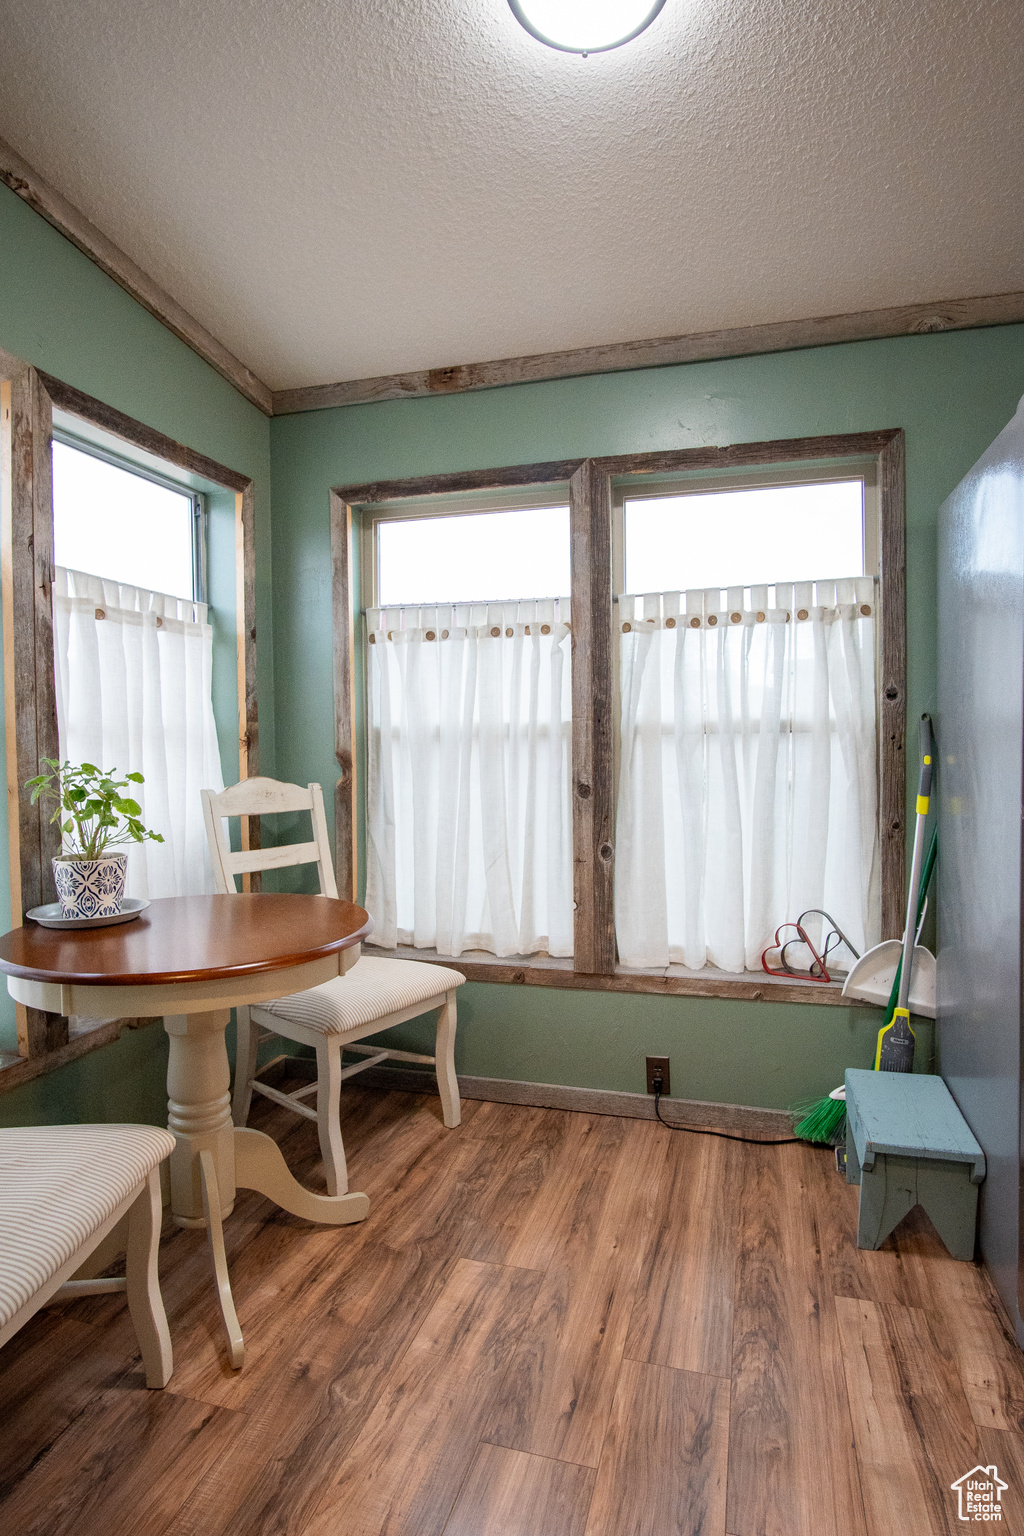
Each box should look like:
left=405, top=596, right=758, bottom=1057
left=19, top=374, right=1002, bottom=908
left=0, top=1123, right=175, bottom=1387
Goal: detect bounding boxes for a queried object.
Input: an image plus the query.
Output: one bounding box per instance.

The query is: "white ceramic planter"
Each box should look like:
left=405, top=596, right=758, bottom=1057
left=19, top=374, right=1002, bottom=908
left=52, top=853, right=128, bottom=919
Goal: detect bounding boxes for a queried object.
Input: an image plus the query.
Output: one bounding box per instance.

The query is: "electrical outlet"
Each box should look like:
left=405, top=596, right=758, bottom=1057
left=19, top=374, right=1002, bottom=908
left=645, top=1056, right=670, bottom=1095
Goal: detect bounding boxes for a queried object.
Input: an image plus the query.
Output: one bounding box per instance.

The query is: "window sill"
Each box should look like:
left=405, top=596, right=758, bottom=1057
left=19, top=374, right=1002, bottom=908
left=366, top=944, right=856, bottom=1006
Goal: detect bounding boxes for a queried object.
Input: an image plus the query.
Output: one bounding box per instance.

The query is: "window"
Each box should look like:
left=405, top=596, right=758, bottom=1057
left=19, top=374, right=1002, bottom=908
left=622, top=478, right=867, bottom=593
left=49, top=429, right=224, bottom=899
left=1, top=361, right=256, bottom=1068
left=614, top=471, right=879, bottom=974
left=363, top=493, right=573, bottom=958
left=333, top=433, right=905, bottom=1001
left=52, top=436, right=202, bottom=600
left=376, top=503, right=570, bottom=606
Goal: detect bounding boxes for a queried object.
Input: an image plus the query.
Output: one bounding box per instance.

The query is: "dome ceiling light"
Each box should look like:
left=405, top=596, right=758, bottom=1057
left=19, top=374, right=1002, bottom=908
left=508, top=0, right=667, bottom=55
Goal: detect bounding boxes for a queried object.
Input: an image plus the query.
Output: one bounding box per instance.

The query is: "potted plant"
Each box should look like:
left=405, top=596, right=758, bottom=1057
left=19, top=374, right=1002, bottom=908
left=26, top=759, right=165, bottom=919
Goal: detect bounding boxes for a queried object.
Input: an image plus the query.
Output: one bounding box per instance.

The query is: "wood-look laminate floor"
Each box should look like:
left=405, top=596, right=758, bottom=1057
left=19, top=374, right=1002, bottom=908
left=3, top=1079, right=1024, bottom=1536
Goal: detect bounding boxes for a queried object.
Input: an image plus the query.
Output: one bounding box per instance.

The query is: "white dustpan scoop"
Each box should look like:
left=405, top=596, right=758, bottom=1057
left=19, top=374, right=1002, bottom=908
left=841, top=939, right=936, bottom=1017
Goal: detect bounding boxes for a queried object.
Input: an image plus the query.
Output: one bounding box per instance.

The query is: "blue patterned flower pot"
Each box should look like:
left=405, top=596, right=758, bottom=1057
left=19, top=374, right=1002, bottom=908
left=52, top=853, right=128, bottom=919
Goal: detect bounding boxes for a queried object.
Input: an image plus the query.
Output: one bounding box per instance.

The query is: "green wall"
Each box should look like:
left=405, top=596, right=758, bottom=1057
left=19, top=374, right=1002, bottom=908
left=0, top=183, right=273, bottom=1126
left=2, top=169, right=1022, bottom=1121
left=269, top=324, right=1024, bottom=1111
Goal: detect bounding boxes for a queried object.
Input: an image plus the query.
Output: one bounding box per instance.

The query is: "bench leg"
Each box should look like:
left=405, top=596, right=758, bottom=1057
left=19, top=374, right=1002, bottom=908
left=435, top=992, right=461, bottom=1129
left=125, top=1168, right=173, bottom=1388
left=857, top=1154, right=980, bottom=1260
left=857, top=1155, right=917, bottom=1251
left=199, top=1148, right=244, bottom=1370
left=917, top=1160, right=979, bottom=1261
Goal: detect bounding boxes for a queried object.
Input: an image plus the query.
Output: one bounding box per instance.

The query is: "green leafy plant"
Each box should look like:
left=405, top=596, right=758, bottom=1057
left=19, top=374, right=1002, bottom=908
left=26, top=759, right=165, bottom=861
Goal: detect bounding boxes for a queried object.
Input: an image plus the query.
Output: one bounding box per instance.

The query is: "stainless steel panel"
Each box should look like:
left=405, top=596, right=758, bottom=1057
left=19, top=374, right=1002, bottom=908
left=938, top=397, right=1024, bottom=1335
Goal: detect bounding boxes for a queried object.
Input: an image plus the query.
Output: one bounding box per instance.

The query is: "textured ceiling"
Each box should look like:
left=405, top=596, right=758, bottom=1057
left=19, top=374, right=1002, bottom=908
left=1, top=0, right=1022, bottom=391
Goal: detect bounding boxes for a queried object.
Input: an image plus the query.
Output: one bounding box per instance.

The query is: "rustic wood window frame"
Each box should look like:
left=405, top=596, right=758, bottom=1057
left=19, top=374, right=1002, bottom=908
left=0, top=362, right=259, bottom=1088
left=332, top=429, right=905, bottom=1006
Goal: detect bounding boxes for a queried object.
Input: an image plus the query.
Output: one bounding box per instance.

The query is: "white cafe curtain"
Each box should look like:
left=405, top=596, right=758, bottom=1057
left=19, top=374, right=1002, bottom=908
left=615, top=578, right=880, bottom=972
left=52, top=567, right=225, bottom=898
left=365, top=599, right=573, bottom=957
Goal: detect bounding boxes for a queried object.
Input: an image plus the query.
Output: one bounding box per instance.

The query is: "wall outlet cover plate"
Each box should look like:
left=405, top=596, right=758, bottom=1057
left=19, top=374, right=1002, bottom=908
left=645, top=1056, right=670, bottom=1095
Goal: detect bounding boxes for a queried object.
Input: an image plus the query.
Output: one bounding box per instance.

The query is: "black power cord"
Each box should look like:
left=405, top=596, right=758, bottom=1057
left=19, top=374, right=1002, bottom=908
left=652, top=1085, right=803, bottom=1146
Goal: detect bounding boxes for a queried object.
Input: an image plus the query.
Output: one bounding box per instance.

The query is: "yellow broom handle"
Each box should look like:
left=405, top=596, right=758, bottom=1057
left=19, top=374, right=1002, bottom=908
left=898, top=715, right=933, bottom=1014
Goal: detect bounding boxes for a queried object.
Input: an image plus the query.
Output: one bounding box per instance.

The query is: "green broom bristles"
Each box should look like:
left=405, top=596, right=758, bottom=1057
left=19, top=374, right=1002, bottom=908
left=792, top=1093, right=847, bottom=1145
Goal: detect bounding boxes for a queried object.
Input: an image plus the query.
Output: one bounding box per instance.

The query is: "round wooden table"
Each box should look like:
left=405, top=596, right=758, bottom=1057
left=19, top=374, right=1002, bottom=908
left=0, top=893, right=374, bottom=1368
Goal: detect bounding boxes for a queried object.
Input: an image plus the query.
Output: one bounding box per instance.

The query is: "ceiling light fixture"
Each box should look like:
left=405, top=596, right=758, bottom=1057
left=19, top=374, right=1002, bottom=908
left=508, top=0, right=667, bottom=54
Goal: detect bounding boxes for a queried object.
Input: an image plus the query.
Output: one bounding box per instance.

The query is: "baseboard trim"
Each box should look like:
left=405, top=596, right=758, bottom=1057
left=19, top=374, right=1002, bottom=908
left=273, top=1056, right=793, bottom=1138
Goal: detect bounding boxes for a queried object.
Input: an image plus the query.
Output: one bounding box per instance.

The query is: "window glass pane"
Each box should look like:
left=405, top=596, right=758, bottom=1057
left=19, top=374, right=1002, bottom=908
left=624, top=480, right=864, bottom=594
left=377, top=506, right=570, bottom=605
left=52, top=441, right=196, bottom=600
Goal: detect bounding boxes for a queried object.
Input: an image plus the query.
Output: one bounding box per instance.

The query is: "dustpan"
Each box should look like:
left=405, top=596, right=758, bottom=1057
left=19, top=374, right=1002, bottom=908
left=841, top=939, right=936, bottom=1017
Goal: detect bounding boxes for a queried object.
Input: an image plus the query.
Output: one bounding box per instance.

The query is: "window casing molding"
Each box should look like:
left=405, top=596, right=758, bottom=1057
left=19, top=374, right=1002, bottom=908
left=0, top=362, right=259, bottom=1082
left=332, top=429, right=906, bottom=1006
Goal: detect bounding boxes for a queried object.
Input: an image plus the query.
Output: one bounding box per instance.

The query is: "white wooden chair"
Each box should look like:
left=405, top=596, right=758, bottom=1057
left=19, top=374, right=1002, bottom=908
left=201, top=777, right=465, bottom=1195
left=0, top=1123, right=175, bottom=1388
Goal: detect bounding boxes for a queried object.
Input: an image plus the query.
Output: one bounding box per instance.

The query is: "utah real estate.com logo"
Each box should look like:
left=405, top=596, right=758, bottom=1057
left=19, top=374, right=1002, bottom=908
left=950, top=1465, right=1008, bottom=1522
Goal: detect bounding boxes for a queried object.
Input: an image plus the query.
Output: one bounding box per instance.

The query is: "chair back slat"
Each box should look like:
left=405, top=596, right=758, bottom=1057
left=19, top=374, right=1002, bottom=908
left=207, top=776, right=315, bottom=817
left=201, top=778, right=339, bottom=899
left=222, top=841, right=322, bottom=876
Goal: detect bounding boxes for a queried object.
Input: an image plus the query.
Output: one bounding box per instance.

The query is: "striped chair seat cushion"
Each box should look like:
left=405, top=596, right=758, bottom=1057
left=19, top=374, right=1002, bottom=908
left=0, top=1123, right=175, bottom=1331
left=257, top=956, right=465, bottom=1035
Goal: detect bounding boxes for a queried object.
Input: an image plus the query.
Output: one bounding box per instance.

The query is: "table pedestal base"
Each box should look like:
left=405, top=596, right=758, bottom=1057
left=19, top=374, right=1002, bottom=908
left=233, top=1127, right=370, bottom=1224
left=165, top=1011, right=369, bottom=1369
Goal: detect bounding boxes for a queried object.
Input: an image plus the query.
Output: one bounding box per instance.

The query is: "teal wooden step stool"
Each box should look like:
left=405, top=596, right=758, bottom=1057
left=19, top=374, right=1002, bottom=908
left=844, top=1068, right=985, bottom=1260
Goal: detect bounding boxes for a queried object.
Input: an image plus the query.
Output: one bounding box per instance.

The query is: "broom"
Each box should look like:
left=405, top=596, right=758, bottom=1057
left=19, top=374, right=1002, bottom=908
left=873, top=718, right=935, bottom=1071
left=792, top=1084, right=848, bottom=1145
left=792, top=826, right=938, bottom=1144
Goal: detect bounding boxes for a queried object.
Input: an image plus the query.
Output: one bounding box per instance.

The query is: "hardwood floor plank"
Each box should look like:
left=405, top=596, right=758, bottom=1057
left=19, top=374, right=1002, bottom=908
left=624, top=1129, right=738, bottom=1377
left=65, top=1080, right=455, bottom=1388
left=461, top=1106, right=580, bottom=1265
left=3, top=1091, right=1021, bottom=1536
left=502, top=1112, right=632, bottom=1273
left=167, top=1239, right=478, bottom=1536
left=161, top=1281, right=385, bottom=1536
left=226, top=1114, right=650, bottom=1531
left=277, top=1076, right=474, bottom=1204
left=484, top=1117, right=667, bottom=1467
left=460, top=1098, right=563, bottom=1142
left=167, top=1104, right=486, bottom=1408
left=727, top=1143, right=867, bottom=1536
left=0, top=1384, right=243, bottom=1536
left=835, top=1296, right=980, bottom=1536
left=166, top=1126, right=550, bottom=1535
left=952, top=1303, right=1024, bottom=1431
left=300, top=1257, right=544, bottom=1536
left=584, top=1358, right=728, bottom=1536
left=442, top=1444, right=595, bottom=1536
left=0, top=1313, right=135, bottom=1500
left=882, top=1297, right=983, bottom=1523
